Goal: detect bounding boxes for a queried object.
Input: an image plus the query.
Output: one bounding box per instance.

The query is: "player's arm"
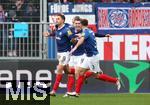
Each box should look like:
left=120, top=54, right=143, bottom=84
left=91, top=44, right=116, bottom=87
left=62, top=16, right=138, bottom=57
left=74, top=36, right=84, bottom=48
left=43, top=29, right=56, bottom=37
left=95, top=33, right=111, bottom=38
left=70, top=33, right=82, bottom=44
left=70, top=36, right=85, bottom=54
left=43, top=31, right=50, bottom=37
left=43, top=25, right=57, bottom=37
left=70, top=37, right=77, bottom=44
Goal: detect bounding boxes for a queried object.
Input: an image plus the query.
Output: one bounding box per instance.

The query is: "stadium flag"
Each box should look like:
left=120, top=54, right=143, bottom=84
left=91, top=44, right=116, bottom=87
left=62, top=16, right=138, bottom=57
left=96, top=3, right=150, bottom=35
left=96, top=3, right=150, bottom=60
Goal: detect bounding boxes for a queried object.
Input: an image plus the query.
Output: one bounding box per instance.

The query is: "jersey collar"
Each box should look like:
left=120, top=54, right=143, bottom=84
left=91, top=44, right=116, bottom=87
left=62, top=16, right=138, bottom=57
left=58, top=24, right=65, bottom=30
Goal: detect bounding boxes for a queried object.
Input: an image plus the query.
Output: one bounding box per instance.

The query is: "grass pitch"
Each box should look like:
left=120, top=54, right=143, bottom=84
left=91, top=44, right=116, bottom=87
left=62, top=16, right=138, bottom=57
left=50, top=93, right=150, bottom=105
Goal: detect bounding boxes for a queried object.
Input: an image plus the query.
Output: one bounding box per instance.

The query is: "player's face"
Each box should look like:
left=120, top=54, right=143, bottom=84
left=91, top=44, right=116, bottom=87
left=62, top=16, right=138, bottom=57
left=56, top=16, right=64, bottom=26
left=74, top=20, right=82, bottom=31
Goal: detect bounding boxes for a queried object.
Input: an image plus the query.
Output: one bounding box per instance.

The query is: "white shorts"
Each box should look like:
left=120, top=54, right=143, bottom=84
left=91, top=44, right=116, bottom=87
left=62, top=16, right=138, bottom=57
left=57, top=52, right=70, bottom=65
left=69, top=54, right=85, bottom=67
left=79, top=54, right=102, bottom=73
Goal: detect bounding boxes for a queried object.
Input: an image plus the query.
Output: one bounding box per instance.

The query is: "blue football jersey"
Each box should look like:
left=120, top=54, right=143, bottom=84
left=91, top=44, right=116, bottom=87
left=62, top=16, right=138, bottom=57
left=55, top=23, right=74, bottom=52
left=71, top=30, right=85, bottom=56
left=82, top=28, right=98, bottom=57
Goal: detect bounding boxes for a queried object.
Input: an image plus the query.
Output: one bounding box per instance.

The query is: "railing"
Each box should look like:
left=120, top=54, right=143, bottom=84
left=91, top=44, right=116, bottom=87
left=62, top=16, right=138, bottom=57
left=0, top=22, right=54, bottom=59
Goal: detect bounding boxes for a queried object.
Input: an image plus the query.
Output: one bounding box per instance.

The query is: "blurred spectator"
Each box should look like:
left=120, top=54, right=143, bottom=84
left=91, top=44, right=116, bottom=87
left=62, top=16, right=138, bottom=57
left=0, top=4, right=7, bottom=22
left=131, top=0, right=145, bottom=2
left=113, top=0, right=129, bottom=2
left=15, top=0, right=26, bottom=10
left=7, top=10, right=18, bottom=57
left=145, top=0, right=150, bottom=2
left=48, top=0, right=59, bottom=2
left=63, top=0, right=68, bottom=3
left=101, top=0, right=113, bottom=2
left=8, top=10, right=19, bottom=22
left=62, top=0, right=73, bottom=3
left=25, top=4, right=39, bottom=22
left=14, top=0, right=27, bottom=21
left=75, top=0, right=90, bottom=2
left=47, top=0, right=71, bottom=2
left=0, top=4, right=9, bottom=56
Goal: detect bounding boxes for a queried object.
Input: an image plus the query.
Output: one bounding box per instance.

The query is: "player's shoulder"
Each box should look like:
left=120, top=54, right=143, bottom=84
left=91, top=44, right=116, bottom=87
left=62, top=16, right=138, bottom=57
left=65, top=23, right=75, bottom=32
left=86, top=28, right=95, bottom=35
left=83, top=28, right=91, bottom=33
left=83, top=28, right=95, bottom=37
left=64, top=23, right=72, bottom=28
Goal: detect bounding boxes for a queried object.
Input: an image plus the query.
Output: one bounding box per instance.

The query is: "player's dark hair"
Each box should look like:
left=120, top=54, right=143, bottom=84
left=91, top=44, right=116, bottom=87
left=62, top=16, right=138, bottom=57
left=81, top=19, right=88, bottom=26
left=56, top=13, right=65, bottom=21
left=73, top=16, right=81, bottom=21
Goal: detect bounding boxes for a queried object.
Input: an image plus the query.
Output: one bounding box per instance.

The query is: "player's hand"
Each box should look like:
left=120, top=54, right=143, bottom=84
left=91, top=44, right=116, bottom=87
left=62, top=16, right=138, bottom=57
left=105, top=34, right=112, bottom=38
left=76, top=34, right=83, bottom=38
left=70, top=46, right=77, bottom=55
left=51, top=26, right=56, bottom=32
left=43, top=32, right=50, bottom=37
left=71, top=38, right=77, bottom=44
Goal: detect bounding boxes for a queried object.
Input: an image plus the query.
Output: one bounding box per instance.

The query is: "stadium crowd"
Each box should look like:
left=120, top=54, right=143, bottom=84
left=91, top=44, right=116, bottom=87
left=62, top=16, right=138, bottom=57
left=0, top=0, right=40, bottom=57
left=1, top=0, right=149, bottom=23
left=0, top=0, right=40, bottom=22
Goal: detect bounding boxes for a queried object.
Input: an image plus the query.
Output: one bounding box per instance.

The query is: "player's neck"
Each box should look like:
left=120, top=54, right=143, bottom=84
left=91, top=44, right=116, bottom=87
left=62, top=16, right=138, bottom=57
left=58, top=23, right=65, bottom=30
left=76, top=29, right=81, bottom=32
left=82, top=26, right=88, bottom=30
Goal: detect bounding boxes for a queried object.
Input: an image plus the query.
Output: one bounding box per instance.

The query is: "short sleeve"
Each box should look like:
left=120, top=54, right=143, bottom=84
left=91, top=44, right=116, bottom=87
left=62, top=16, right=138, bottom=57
left=82, top=30, right=89, bottom=39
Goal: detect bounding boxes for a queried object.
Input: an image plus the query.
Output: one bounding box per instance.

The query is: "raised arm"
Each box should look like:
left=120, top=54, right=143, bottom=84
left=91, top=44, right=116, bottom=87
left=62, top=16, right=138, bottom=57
left=95, top=33, right=111, bottom=38
left=70, top=36, right=85, bottom=54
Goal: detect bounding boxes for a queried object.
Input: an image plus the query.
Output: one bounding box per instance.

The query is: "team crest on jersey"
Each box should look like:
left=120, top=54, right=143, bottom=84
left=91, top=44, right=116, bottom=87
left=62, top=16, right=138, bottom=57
left=108, top=9, right=128, bottom=28
left=67, top=30, right=72, bottom=36
left=59, top=32, right=62, bottom=36
left=81, top=33, right=85, bottom=36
